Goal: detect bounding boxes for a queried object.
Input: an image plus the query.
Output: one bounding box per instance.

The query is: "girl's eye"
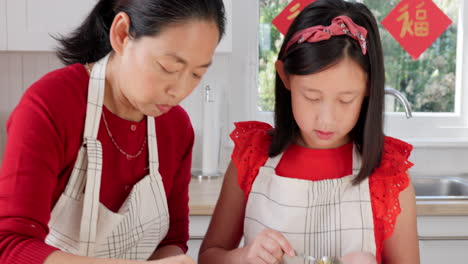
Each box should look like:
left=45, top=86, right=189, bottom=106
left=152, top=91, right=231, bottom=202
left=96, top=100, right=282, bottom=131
left=340, top=97, right=356, bottom=104
left=307, top=97, right=320, bottom=102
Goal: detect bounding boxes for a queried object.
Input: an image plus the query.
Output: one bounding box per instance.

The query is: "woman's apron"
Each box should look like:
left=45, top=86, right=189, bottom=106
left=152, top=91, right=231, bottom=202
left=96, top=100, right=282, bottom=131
left=45, top=54, right=170, bottom=260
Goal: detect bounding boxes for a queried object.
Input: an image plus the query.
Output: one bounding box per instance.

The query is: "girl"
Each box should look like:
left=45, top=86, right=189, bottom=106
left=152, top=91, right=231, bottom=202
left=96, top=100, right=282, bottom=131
left=0, top=0, right=225, bottom=263
left=199, top=0, right=419, bottom=263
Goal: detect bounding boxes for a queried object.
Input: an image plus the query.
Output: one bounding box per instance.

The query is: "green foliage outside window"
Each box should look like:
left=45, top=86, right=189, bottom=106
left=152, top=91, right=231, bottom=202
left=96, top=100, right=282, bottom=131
left=258, top=0, right=458, bottom=113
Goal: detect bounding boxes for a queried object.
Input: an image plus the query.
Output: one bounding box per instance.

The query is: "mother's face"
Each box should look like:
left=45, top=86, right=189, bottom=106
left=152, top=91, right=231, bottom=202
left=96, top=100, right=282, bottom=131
left=112, top=14, right=220, bottom=117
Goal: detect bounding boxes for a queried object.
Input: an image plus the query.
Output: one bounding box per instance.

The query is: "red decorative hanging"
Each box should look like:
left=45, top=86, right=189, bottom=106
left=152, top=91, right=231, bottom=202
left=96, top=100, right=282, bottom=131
left=272, top=0, right=317, bottom=36
left=381, top=0, right=452, bottom=60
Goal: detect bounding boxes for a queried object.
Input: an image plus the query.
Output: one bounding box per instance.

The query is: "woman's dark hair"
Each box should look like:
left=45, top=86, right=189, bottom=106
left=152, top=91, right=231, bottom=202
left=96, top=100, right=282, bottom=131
left=56, top=0, right=226, bottom=65
left=269, top=0, right=385, bottom=184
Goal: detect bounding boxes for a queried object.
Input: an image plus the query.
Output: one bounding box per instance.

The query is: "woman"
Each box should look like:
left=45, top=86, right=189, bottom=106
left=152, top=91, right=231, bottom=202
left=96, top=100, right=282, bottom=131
left=0, top=0, right=225, bottom=263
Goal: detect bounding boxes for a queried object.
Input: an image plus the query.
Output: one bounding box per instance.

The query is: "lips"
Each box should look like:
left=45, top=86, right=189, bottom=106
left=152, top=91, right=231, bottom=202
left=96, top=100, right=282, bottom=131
left=315, top=130, right=334, bottom=140
left=156, top=105, right=172, bottom=114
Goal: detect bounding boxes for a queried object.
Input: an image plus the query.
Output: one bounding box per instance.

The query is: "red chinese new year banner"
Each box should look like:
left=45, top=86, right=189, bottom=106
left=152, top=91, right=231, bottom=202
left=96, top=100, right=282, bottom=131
left=272, top=0, right=316, bottom=36
left=381, top=0, right=452, bottom=60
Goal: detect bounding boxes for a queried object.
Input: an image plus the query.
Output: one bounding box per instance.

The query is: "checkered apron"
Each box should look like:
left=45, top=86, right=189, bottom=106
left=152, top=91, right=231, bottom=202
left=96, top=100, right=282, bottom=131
left=45, top=54, right=169, bottom=260
left=244, top=146, right=376, bottom=263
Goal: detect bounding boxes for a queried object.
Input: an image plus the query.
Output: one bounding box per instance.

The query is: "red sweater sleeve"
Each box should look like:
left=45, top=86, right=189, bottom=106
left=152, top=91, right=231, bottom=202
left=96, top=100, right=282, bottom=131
left=0, top=64, right=194, bottom=262
left=0, top=77, right=66, bottom=263
left=156, top=107, right=194, bottom=253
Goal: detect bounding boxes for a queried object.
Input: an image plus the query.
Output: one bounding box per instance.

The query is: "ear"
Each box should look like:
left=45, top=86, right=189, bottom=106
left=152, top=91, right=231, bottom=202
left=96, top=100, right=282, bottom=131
left=275, top=60, right=291, bottom=90
left=109, top=12, right=132, bottom=56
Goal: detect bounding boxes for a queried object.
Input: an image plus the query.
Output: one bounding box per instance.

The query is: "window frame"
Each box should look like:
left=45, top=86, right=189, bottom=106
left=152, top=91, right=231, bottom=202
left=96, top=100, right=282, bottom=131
left=243, top=0, right=468, bottom=143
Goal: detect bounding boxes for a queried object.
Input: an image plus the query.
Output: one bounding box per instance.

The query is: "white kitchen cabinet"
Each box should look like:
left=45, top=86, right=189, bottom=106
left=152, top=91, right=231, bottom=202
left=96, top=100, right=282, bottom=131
left=5, top=0, right=232, bottom=53
left=188, top=216, right=211, bottom=261
left=0, top=0, right=6, bottom=50
left=6, top=0, right=96, bottom=51
left=417, top=216, right=468, bottom=263
left=187, top=239, right=203, bottom=261
left=419, top=240, right=468, bottom=264
left=187, top=215, right=244, bottom=261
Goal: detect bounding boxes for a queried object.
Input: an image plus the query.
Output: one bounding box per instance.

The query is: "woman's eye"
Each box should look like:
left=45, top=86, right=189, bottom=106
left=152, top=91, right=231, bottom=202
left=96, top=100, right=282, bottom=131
left=340, top=98, right=355, bottom=104
left=192, top=73, right=202, bottom=79
left=158, top=62, right=177, bottom=74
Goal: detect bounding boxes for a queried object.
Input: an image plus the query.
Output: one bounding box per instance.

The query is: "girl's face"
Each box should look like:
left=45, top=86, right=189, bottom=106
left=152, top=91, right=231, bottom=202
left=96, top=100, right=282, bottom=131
left=289, top=57, right=368, bottom=149
left=116, top=19, right=219, bottom=117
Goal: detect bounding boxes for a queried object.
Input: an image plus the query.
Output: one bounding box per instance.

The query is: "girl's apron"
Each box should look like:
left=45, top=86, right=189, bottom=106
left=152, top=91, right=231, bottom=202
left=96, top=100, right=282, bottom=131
left=244, top=146, right=376, bottom=263
left=45, top=54, right=170, bottom=260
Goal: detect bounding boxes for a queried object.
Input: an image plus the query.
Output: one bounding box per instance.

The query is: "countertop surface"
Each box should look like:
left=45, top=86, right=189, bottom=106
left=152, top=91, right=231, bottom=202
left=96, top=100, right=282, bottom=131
left=189, top=176, right=224, bottom=216
left=189, top=176, right=468, bottom=216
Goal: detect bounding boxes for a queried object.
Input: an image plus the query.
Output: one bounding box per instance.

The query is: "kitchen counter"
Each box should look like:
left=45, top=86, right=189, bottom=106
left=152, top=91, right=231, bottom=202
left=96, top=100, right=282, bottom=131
left=189, top=176, right=224, bottom=215
left=188, top=176, right=468, bottom=216
left=416, top=199, right=468, bottom=216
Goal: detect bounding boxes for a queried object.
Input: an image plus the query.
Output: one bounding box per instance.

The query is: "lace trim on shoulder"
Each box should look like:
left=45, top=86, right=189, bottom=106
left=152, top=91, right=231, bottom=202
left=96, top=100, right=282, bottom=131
left=370, top=136, right=413, bottom=261
left=230, top=121, right=272, bottom=198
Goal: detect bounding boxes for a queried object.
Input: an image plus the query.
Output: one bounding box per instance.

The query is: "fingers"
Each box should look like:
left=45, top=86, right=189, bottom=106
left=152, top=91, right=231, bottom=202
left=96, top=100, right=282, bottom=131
left=246, top=228, right=295, bottom=264
left=155, top=254, right=195, bottom=264
left=251, top=256, right=268, bottom=264
left=257, top=247, right=278, bottom=264
left=265, top=229, right=295, bottom=256
left=261, top=238, right=284, bottom=260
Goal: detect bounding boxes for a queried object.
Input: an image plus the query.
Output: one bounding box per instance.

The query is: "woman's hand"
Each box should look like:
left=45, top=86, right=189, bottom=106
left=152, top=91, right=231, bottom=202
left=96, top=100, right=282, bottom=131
left=241, top=228, right=295, bottom=264
left=340, top=251, right=377, bottom=264
left=149, top=254, right=195, bottom=264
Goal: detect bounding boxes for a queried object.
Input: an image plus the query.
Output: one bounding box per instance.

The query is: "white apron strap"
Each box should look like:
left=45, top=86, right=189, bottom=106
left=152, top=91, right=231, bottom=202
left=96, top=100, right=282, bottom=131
left=264, top=152, right=284, bottom=169
left=147, top=117, right=159, bottom=178
left=83, top=54, right=109, bottom=139
left=62, top=54, right=110, bottom=200
left=79, top=138, right=102, bottom=255
left=146, top=116, right=169, bottom=217
left=78, top=54, right=110, bottom=255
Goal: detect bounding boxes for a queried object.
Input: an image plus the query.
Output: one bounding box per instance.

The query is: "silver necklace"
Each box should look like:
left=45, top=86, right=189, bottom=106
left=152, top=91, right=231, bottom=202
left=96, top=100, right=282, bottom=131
left=102, top=111, right=147, bottom=160
left=85, top=63, right=147, bottom=160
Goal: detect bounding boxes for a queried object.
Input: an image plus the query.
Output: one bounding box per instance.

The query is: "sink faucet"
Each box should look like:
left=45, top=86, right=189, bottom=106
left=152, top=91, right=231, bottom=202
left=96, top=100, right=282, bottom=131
left=385, top=87, right=413, bottom=118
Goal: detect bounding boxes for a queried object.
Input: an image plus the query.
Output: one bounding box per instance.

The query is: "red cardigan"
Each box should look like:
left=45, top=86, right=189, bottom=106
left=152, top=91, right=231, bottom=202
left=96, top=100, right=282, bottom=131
left=0, top=64, right=194, bottom=264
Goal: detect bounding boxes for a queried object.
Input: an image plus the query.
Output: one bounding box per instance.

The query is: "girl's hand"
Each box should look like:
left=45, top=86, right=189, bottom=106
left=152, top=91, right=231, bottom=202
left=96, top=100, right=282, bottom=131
left=242, top=228, right=295, bottom=264
left=149, top=255, right=195, bottom=264
left=340, top=251, right=377, bottom=264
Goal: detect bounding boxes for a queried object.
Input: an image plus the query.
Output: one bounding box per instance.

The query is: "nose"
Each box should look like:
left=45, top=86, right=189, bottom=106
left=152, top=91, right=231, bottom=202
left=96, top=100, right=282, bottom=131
left=166, top=75, right=193, bottom=100
left=316, top=102, right=336, bottom=130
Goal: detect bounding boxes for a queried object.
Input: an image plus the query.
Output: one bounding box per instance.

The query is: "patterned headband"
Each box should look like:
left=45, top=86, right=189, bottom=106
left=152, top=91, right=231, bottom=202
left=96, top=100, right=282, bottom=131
left=284, top=15, right=368, bottom=55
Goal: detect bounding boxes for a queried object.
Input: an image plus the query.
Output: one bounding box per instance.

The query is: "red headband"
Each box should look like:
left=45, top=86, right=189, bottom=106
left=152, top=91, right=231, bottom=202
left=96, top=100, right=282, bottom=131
left=284, top=15, right=368, bottom=55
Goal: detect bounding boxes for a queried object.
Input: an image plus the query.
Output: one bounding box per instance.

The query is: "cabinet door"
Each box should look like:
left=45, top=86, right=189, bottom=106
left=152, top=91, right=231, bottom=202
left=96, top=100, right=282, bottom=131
left=0, top=0, right=6, bottom=50
left=6, top=0, right=96, bottom=51
left=419, top=240, right=468, bottom=264
left=6, top=0, right=231, bottom=53
left=215, top=0, right=232, bottom=53
left=187, top=239, right=203, bottom=261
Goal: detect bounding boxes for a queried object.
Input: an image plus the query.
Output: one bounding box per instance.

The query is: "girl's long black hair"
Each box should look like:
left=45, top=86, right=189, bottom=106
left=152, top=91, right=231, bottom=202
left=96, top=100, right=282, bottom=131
left=270, top=0, right=385, bottom=184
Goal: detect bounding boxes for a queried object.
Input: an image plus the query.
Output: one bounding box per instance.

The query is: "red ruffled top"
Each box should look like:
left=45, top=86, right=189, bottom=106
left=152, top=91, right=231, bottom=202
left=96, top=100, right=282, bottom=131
left=230, top=121, right=414, bottom=263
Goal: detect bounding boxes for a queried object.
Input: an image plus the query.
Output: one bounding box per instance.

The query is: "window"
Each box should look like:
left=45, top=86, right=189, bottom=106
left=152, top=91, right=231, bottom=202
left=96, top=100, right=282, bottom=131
left=253, top=0, right=468, bottom=141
